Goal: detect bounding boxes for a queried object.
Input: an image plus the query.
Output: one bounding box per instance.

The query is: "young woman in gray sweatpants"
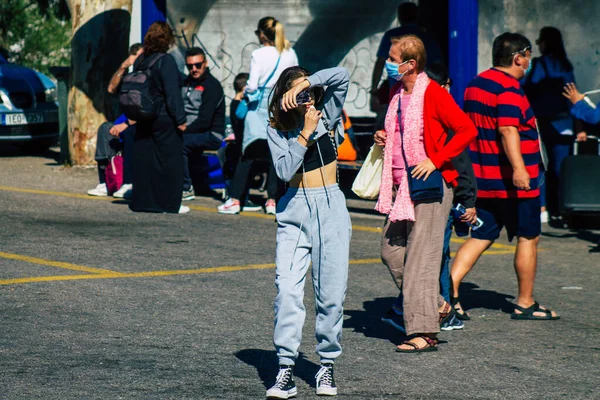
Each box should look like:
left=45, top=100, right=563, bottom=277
left=264, top=66, right=351, bottom=399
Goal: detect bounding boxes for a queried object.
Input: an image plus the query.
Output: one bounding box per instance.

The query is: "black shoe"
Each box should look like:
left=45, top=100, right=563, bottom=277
left=316, top=363, right=337, bottom=396
left=243, top=199, right=262, bottom=212
left=451, top=297, right=471, bottom=321
left=266, top=366, right=297, bottom=399
left=381, top=308, right=406, bottom=333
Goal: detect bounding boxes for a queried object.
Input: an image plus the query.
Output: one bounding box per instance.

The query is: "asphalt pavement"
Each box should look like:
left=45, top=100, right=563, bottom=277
left=0, top=147, right=598, bottom=399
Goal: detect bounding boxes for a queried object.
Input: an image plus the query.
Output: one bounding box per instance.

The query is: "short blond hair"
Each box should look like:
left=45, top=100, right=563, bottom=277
left=390, top=34, right=427, bottom=72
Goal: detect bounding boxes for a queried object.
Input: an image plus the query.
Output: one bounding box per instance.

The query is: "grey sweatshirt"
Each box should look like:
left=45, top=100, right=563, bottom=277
left=267, top=67, right=350, bottom=182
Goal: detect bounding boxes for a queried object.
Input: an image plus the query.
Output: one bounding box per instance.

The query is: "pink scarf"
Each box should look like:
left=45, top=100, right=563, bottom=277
left=375, top=72, right=430, bottom=222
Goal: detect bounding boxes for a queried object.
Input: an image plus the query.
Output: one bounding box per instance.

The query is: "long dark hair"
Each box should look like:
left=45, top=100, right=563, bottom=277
left=268, top=66, right=324, bottom=132
left=539, top=27, right=573, bottom=71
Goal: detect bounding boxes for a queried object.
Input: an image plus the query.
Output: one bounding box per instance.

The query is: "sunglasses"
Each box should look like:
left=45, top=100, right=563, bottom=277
left=186, top=61, right=205, bottom=70
left=511, top=46, right=532, bottom=56
left=280, top=90, right=312, bottom=110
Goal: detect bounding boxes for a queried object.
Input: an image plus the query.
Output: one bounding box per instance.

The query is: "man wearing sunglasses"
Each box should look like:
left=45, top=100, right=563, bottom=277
left=452, top=32, right=560, bottom=322
left=181, top=47, right=225, bottom=201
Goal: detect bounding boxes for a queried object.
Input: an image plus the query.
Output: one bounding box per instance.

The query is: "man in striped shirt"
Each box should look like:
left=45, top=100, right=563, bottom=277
left=450, top=33, right=559, bottom=321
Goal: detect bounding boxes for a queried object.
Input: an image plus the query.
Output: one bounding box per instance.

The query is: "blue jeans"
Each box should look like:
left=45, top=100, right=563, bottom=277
left=393, top=212, right=455, bottom=310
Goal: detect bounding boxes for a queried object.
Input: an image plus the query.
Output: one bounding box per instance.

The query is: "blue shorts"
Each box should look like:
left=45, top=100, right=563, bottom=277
left=471, top=197, right=541, bottom=242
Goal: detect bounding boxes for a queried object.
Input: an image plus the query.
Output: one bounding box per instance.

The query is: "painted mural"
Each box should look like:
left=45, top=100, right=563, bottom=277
left=166, top=0, right=401, bottom=117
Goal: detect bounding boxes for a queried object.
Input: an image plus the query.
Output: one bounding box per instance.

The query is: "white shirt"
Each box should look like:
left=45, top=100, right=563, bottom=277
left=246, top=46, right=299, bottom=92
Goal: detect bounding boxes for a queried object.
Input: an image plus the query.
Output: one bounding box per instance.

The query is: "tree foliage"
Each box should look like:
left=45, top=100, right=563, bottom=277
left=0, top=0, right=71, bottom=75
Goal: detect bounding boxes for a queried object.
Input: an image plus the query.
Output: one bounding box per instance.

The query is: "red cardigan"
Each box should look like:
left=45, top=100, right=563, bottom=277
left=391, top=81, right=478, bottom=186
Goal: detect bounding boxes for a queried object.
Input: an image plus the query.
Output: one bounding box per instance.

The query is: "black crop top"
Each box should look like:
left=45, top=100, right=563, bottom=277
left=298, top=133, right=337, bottom=173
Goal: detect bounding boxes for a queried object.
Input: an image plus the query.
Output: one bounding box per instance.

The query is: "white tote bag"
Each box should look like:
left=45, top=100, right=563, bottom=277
left=351, top=145, right=384, bottom=200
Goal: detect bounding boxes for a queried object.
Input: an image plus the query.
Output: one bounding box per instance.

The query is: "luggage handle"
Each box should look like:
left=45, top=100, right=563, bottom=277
left=573, top=135, right=599, bottom=156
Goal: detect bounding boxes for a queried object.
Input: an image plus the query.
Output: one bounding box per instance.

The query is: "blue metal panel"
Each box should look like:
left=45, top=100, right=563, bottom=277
left=141, top=0, right=167, bottom=39
left=448, top=0, right=478, bottom=108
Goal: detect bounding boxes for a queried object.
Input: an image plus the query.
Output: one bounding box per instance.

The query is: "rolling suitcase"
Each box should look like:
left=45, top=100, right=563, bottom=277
left=559, top=136, right=600, bottom=217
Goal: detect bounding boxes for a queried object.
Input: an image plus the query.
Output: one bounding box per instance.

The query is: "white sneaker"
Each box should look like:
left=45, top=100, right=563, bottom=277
left=541, top=211, right=549, bottom=224
left=265, top=199, right=276, bottom=215
left=87, top=183, right=107, bottom=197
left=113, top=184, right=132, bottom=198
left=178, top=205, right=190, bottom=214
left=217, top=198, right=241, bottom=214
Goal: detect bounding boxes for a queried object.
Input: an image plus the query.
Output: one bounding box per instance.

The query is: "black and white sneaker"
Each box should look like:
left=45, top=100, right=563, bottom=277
left=315, top=363, right=337, bottom=396
left=182, top=187, right=195, bottom=201
left=266, top=366, right=297, bottom=399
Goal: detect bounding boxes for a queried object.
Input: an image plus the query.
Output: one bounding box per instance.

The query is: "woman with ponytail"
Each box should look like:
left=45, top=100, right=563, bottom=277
left=218, top=17, right=298, bottom=216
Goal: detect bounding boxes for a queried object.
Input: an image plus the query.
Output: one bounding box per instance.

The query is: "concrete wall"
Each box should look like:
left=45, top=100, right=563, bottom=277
left=478, top=0, right=600, bottom=93
left=167, top=0, right=408, bottom=117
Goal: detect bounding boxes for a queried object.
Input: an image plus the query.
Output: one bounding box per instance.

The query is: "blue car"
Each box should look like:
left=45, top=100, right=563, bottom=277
left=0, top=53, right=59, bottom=151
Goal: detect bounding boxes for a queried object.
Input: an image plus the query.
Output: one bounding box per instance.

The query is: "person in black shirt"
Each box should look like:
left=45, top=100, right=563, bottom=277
left=181, top=47, right=226, bottom=201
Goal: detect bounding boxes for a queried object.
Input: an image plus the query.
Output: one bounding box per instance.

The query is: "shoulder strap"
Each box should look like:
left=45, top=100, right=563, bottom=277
left=260, top=56, right=281, bottom=90
left=397, top=96, right=409, bottom=170
left=146, top=53, right=166, bottom=70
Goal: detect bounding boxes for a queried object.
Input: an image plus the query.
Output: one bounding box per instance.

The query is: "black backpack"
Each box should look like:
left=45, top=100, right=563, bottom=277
left=119, top=53, right=165, bottom=121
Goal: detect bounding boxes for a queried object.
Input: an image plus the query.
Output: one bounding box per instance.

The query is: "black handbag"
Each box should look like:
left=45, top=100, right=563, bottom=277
left=397, top=96, right=444, bottom=202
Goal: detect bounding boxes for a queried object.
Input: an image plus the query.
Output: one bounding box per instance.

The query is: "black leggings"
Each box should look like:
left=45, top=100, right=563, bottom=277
left=230, top=139, right=278, bottom=201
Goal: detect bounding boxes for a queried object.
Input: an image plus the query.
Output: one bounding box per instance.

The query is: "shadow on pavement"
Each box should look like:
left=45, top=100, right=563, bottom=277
left=542, top=229, right=600, bottom=253
left=458, top=282, right=515, bottom=314
left=343, top=297, right=408, bottom=345
left=236, top=349, right=320, bottom=389
left=0, top=144, right=60, bottom=163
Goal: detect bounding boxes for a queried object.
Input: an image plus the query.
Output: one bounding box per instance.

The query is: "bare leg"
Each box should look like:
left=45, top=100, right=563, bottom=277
left=450, top=238, right=493, bottom=298
left=512, top=236, right=558, bottom=318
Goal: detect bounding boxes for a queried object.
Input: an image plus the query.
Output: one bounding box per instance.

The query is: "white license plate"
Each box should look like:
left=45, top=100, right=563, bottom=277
left=4, top=113, right=44, bottom=125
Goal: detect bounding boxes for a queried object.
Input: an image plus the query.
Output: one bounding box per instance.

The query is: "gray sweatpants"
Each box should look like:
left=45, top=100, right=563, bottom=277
left=273, top=184, right=351, bottom=366
left=381, top=183, right=453, bottom=335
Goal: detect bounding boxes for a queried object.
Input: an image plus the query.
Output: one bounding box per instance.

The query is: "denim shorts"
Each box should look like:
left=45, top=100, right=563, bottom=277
left=471, top=197, right=541, bottom=242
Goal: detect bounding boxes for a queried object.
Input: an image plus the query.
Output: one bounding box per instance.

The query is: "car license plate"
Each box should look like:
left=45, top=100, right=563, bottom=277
left=3, top=113, right=44, bottom=125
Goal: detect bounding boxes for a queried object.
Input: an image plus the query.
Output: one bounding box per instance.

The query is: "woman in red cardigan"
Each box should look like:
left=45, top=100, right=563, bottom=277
left=374, top=35, right=477, bottom=352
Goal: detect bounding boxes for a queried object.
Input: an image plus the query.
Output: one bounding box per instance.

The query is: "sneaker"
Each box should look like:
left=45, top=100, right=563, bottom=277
left=113, top=183, right=132, bottom=198
left=178, top=205, right=190, bottom=214
left=441, top=314, right=465, bottom=331
left=266, top=366, right=296, bottom=399
left=217, top=198, right=241, bottom=214
left=243, top=199, right=263, bottom=212
left=182, top=186, right=195, bottom=201
left=541, top=211, right=549, bottom=224
left=315, top=363, right=337, bottom=396
left=381, top=308, right=406, bottom=333
left=265, top=199, right=276, bottom=215
left=87, top=183, right=108, bottom=197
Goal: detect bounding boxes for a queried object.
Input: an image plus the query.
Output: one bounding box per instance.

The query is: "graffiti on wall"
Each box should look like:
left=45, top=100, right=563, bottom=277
left=167, top=0, right=400, bottom=117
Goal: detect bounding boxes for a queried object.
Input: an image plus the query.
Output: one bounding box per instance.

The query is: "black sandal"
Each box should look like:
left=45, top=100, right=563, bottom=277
left=511, top=302, right=560, bottom=320
left=451, top=296, right=471, bottom=320
left=396, top=335, right=438, bottom=353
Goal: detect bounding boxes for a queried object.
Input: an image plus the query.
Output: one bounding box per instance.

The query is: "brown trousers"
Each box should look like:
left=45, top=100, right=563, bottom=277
left=380, top=183, right=453, bottom=335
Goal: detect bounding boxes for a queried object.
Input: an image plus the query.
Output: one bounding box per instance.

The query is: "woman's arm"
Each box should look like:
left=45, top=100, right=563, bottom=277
left=266, top=108, right=322, bottom=182
left=158, top=55, right=186, bottom=125
left=267, top=126, right=308, bottom=182
left=429, top=86, right=478, bottom=168
left=563, top=82, right=600, bottom=125
left=307, top=67, right=350, bottom=131
left=245, top=53, right=261, bottom=93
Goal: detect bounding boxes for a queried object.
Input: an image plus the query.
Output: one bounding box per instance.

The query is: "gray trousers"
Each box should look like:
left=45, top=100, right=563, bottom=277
left=381, top=183, right=453, bottom=335
left=273, top=184, right=351, bottom=365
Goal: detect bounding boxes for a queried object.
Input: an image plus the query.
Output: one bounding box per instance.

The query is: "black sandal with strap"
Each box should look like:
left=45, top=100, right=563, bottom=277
left=451, top=296, right=471, bottom=321
left=395, top=335, right=438, bottom=353
left=511, top=301, right=560, bottom=320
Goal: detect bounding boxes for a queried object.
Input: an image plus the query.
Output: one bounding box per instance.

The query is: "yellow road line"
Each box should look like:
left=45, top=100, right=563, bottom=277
left=0, top=259, right=381, bottom=285
left=0, top=185, right=113, bottom=201
left=0, top=252, right=120, bottom=275
left=0, top=185, right=516, bottom=250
